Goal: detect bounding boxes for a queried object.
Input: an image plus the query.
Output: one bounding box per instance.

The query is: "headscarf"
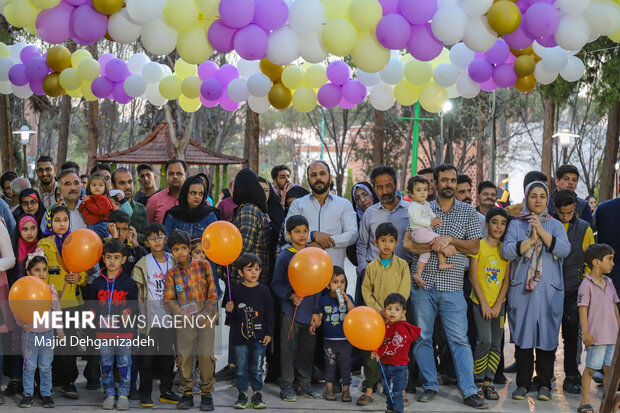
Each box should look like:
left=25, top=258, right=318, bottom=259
left=284, top=185, right=310, bottom=209
left=350, top=181, right=379, bottom=221
left=13, top=188, right=45, bottom=223
left=232, top=169, right=267, bottom=213
left=44, top=204, right=71, bottom=257
left=165, top=175, right=218, bottom=223
left=17, top=214, right=38, bottom=264
left=221, top=188, right=231, bottom=199
left=265, top=180, right=285, bottom=234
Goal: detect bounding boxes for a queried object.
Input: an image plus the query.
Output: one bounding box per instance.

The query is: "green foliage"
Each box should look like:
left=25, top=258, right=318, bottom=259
left=345, top=167, right=354, bottom=201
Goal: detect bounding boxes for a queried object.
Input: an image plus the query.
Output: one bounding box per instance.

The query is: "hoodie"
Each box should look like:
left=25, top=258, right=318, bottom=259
left=378, top=320, right=421, bottom=365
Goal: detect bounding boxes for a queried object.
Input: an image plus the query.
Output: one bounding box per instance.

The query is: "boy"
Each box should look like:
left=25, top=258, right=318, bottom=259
left=225, top=253, right=274, bottom=409
left=468, top=207, right=510, bottom=400
left=371, top=293, right=421, bottom=413
left=358, top=222, right=411, bottom=406
left=92, top=239, right=139, bottom=411
left=107, top=210, right=146, bottom=276
left=271, top=215, right=323, bottom=402
left=578, top=244, right=619, bottom=413
left=132, top=223, right=180, bottom=407
left=163, top=230, right=218, bottom=411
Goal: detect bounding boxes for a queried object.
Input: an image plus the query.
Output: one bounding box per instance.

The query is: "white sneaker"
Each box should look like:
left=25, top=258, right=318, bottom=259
left=102, top=395, right=115, bottom=410
left=117, top=395, right=129, bottom=411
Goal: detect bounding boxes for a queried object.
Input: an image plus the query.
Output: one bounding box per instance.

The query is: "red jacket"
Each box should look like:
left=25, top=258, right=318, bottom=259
left=79, top=195, right=115, bottom=225
left=378, top=320, right=421, bottom=365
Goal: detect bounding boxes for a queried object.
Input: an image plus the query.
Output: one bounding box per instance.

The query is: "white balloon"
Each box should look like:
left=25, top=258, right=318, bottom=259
left=289, top=0, right=325, bottom=35
left=542, top=47, right=568, bottom=72
left=142, top=62, right=164, bottom=84
left=108, top=8, right=142, bottom=43
left=126, top=0, right=165, bottom=25
left=369, top=82, right=394, bottom=111
left=248, top=95, right=271, bottom=113
left=379, top=58, right=404, bottom=85
left=0, top=58, right=13, bottom=81
left=433, top=63, right=458, bottom=87
left=449, top=42, right=475, bottom=70
left=247, top=73, right=272, bottom=97
left=584, top=0, right=620, bottom=36
left=0, top=81, right=11, bottom=94
left=356, top=69, right=381, bottom=87
left=227, top=78, right=250, bottom=102
left=460, top=0, right=492, bottom=16
left=431, top=6, right=467, bottom=45
left=162, top=64, right=172, bottom=75
left=446, top=84, right=460, bottom=98
left=533, top=61, right=558, bottom=85
left=299, top=31, right=328, bottom=63
left=237, top=58, right=260, bottom=79
left=557, top=0, right=590, bottom=14
left=267, top=27, right=300, bottom=65
left=555, top=15, right=590, bottom=51
left=141, top=19, right=178, bottom=56
left=128, top=53, right=150, bottom=75
left=560, top=56, right=586, bottom=82
left=9, top=42, right=26, bottom=63
left=437, top=0, right=458, bottom=6
left=11, top=83, right=32, bottom=99
left=456, top=72, right=480, bottom=99
left=146, top=83, right=168, bottom=106
left=462, top=16, right=497, bottom=52
left=124, top=74, right=148, bottom=97
left=532, top=41, right=547, bottom=58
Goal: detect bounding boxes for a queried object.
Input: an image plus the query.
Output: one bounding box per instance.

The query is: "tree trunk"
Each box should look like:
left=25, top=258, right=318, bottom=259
left=244, top=106, right=259, bottom=173
left=57, top=95, right=72, bottom=167
left=476, top=98, right=486, bottom=185
left=541, top=96, right=555, bottom=182
left=373, top=109, right=384, bottom=166
left=0, top=95, right=13, bottom=171
left=599, top=102, right=620, bottom=202
left=400, top=118, right=414, bottom=192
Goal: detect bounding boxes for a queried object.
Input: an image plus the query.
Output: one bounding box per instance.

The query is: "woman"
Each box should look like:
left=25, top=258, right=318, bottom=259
left=217, top=188, right=237, bottom=222
left=502, top=181, right=570, bottom=401
left=12, top=188, right=45, bottom=224
left=347, top=182, right=379, bottom=266
left=196, top=173, right=215, bottom=206
left=586, top=195, right=596, bottom=213
left=0, top=218, right=16, bottom=397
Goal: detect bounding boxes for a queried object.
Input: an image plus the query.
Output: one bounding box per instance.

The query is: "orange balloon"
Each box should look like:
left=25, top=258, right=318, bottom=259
left=288, top=247, right=332, bottom=298
left=343, top=306, right=386, bottom=351
left=202, top=221, right=243, bottom=266
left=61, top=228, right=103, bottom=273
left=9, top=276, right=52, bottom=324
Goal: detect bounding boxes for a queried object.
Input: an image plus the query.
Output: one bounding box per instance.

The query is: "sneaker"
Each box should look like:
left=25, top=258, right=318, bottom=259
left=102, top=395, right=116, bottom=410
left=60, top=383, right=79, bottom=399
left=592, top=371, right=604, bottom=384
left=463, top=394, right=489, bottom=409
left=214, top=365, right=235, bottom=382
left=86, top=379, right=101, bottom=390
left=140, top=395, right=154, bottom=408
left=280, top=386, right=297, bottom=402
left=297, top=383, right=322, bottom=399
left=177, top=393, right=194, bottom=410
left=41, top=396, right=54, bottom=408
left=416, top=389, right=437, bottom=403
left=200, top=393, right=214, bottom=411
left=251, top=392, right=266, bottom=409
left=5, top=379, right=23, bottom=397
left=160, top=391, right=181, bottom=404
left=129, top=387, right=141, bottom=400
left=18, top=394, right=33, bottom=408
left=563, top=380, right=581, bottom=394
left=234, top=392, right=249, bottom=409
left=117, top=395, right=129, bottom=411
left=512, top=386, right=528, bottom=400
left=537, top=387, right=551, bottom=401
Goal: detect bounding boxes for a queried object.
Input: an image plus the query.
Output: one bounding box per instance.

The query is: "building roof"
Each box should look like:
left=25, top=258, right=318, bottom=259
left=95, top=122, right=244, bottom=166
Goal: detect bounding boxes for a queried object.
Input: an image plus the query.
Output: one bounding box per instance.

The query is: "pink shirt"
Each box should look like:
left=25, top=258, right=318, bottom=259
left=577, top=274, right=619, bottom=345
left=146, top=188, right=178, bottom=224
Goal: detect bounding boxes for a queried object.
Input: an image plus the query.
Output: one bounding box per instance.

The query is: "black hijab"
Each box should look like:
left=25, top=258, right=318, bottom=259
left=261, top=178, right=286, bottom=232
left=165, top=175, right=218, bottom=223
left=284, top=185, right=310, bottom=209
left=12, top=188, right=45, bottom=224
left=233, top=169, right=267, bottom=213
left=221, top=188, right=231, bottom=199
left=350, top=181, right=379, bottom=221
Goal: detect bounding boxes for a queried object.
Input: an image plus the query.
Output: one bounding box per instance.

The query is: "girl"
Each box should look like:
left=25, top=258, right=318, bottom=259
left=11, top=214, right=41, bottom=283
left=190, top=238, right=206, bottom=261
left=78, top=173, right=115, bottom=240
left=18, top=250, right=63, bottom=409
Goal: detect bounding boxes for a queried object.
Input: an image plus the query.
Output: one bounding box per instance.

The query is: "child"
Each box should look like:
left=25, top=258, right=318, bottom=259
left=79, top=173, right=115, bottom=240
left=163, top=229, right=218, bottom=411
left=371, top=293, right=421, bottom=413
left=578, top=244, right=619, bottom=413
left=468, top=207, right=510, bottom=400
left=131, top=223, right=179, bottom=407
left=107, top=210, right=146, bottom=276
left=17, top=251, right=64, bottom=409
left=359, top=222, right=411, bottom=406
left=407, top=175, right=453, bottom=288
left=12, top=214, right=40, bottom=281
left=191, top=238, right=223, bottom=300
left=110, top=189, right=133, bottom=217
left=319, top=266, right=355, bottom=402
left=271, top=215, right=322, bottom=402
left=225, top=253, right=274, bottom=409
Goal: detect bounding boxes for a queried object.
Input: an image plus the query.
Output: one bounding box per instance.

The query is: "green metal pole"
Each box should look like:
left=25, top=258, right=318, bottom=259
left=222, top=165, right=228, bottom=192
left=160, top=164, right=165, bottom=189
left=214, top=165, right=221, bottom=204
left=411, top=102, right=421, bottom=176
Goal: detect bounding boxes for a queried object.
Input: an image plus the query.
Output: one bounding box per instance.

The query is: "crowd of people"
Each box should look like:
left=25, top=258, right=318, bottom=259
left=0, top=155, right=618, bottom=413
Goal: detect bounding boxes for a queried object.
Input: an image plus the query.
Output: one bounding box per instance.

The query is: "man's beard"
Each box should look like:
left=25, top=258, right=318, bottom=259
left=381, top=193, right=396, bottom=205
left=462, top=197, right=472, bottom=204
left=440, top=187, right=454, bottom=199
left=310, top=180, right=329, bottom=195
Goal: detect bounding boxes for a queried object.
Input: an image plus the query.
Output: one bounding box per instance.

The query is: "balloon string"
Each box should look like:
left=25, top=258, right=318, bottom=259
left=378, top=358, right=393, bottom=404
left=22, top=331, right=28, bottom=371
left=59, top=280, right=68, bottom=301
left=226, top=266, right=232, bottom=302
left=287, top=305, right=300, bottom=341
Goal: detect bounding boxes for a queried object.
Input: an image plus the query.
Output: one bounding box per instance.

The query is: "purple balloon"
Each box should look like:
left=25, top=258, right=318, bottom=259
left=379, top=0, right=399, bottom=15
left=216, top=64, right=239, bottom=86
left=113, top=82, right=132, bottom=104
left=65, top=0, right=88, bottom=5
left=98, top=53, right=115, bottom=76
left=485, top=39, right=509, bottom=65
left=407, top=23, right=443, bottom=61
left=341, top=79, right=367, bottom=104
left=480, top=78, right=498, bottom=92
left=537, top=34, right=557, bottom=47
left=30, top=78, right=45, bottom=96
left=219, top=0, right=255, bottom=29
left=70, top=4, right=107, bottom=45
left=253, top=0, right=288, bottom=31
left=503, top=25, right=534, bottom=50
left=376, top=14, right=411, bottom=50
left=9, top=64, right=29, bottom=87
left=468, top=58, right=493, bottom=83
left=317, top=84, right=341, bottom=108
left=20, top=46, right=41, bottom=64
left=504, top=53, right=516, bottom=65
left=234, top=24, right=268, bottom=61
left=339, top=96, right=356, bottom=109
left=492, top=64, right=517, bottom=88
left=198, top=61, right=220, bottom=80
left=200, top=95, right=220, bottom=108
left=524, top=3, right=559, bottom=38
left=208, top=21, right=237, bottom=53
left=36, top=2, right=74, bottom=44
left=326, top=61, right=350, bottom=86
left=219, top=93, right=240, bottom=111
left=201, top=78, right=224, bottom=101
left=516, top=0, right=530, bottom=13
left=105, top=58, right=129, bottom=83
left=26, top=58, right=49, bottom=80
left=400, top=0, right=436, bottom=24
left=91, top=77, right=113, bottom=98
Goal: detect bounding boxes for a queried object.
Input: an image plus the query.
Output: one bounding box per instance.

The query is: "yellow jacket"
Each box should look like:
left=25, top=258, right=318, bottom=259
left=362, top=255, right=411, bottom=316
left=37, top=236, right=88, bottom=309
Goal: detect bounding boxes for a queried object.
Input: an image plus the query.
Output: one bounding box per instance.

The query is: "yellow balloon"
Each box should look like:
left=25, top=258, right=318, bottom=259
left=487, top=0, right=521, bottom=35
left=31, top=0, right=61, bottom=9
left=163, top=0, right=199, bottom=31
left=609, top=25, right=620, bottom=42
left=322, top=0, right=352, bottom=19
left=514, top=55, right=535, bottom=77
left=292, top=86, right=317, bottom=112
left=42, top=73, right=65, bottom=97
left=419, top=83, right=448, bottom=113
left=304, top=64, right=327, bottom=89
left=174, top=58, right=198, bottom=79
left=514, top=75, right=536, bottom=93
left=394, top=80, right=420, bottom=106
left=159, top=75, right=183, bottom=100
left=510, top=45, right=533, bottom=56
left=0, top=43, right=8, bottom=58
left=4, top=0, right=38, bottom=28
left=281, top=66, right=304, bottom=90
left=260, top=58, right=284, bottom=82
left=92, top=0, right=124, bottom=15
left=181, top=76, right=202, bottom=99
left=71, top=49, right=92, bottom=69
left=268, top=83, right=292, bottom=110
left=178, top=95, right=201, bottom=112
left=196, top=0, right=219, bottom=17
left=77, top=58, right=101, bottom=82
left=177, top=21, right=213, bottom=65
left=432, top=48, right=450, bottom=67
left=81, top=82, right=97, bottom=101
left=321, top=18, right=358, bottom=57
left=25, top=24, right=38, bottom=36
left=404, top=59, right=432, bottom=85
left=66, top=86, right=83, bottom=98
left=46, top=45, right=72, bottom=73
left=348, top=0, right=382, bottom=31
left=350, top=31, right=390, bottom=73
left=59, top=68, right=82, bottom=91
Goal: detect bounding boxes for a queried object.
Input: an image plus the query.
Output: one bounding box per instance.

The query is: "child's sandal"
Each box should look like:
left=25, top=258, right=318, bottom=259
left=483, top=385, right=499, bottom=400
left=325, top=390, right=337, bottom=401
left=341, top=391, right=352, bottom=403
left=356, top=394, right=373, bottom=406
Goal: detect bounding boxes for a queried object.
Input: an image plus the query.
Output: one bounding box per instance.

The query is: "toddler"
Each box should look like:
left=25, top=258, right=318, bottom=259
left=79, top=173, right=114, bottom=239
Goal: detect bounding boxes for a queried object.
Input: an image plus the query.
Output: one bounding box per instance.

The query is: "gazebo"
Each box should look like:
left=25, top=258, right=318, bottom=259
left=95, top=122, right=244, bottom=198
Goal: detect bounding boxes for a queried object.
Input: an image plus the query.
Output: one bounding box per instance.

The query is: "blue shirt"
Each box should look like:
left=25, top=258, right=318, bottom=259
left=0, top=197, right=15, bottom=237
left=593, top=198, right=620, bottom=291
left=319, top=293, right=355, bottom=340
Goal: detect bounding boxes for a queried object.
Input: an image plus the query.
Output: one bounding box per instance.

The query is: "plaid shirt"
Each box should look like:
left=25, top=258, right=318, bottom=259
left=409, top=199, right=482, bottom=292
left=164, top=259, right=218, bottom=316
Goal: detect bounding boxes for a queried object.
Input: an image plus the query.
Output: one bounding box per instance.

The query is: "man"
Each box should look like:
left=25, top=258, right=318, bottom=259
left=146, top=159, right=186, bottom=224
left=418, top=167, right=437, bottom=201
left=593, top=197, right=620, bottom=293
left=476, top=181, right=497, bottom=217
left=80, top=174, right=89, bottom=191
left=61, top=161, right=80, bottom=174
left=547, top=164, right=592, bottom=223
left=0, top=170, right=17, bottom=208
left=35, top=156, right=58, bottom=209
left=134, top=164, right=160, bottom=207
left=112, top=167, right=147, bottom=244
left=285, top=160, right=357, bottom=267
left=271, top=164, right=292, bottom=207
left=41, top=169, right=87, bottom=233
left=403, top=164, right=487, bottom=410
left=9, top=177, right=31, bottom=211
left=456, top=174, right=473, bottom=205
left=90, top=163, right=112, bottom=186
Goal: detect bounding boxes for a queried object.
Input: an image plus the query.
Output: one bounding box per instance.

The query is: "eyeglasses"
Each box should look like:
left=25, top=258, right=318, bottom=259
left=21, top=200, right=38, bottom=207
left=147, top=235, right=166, bottom=242
left=354, top=192, right=370, bottom=203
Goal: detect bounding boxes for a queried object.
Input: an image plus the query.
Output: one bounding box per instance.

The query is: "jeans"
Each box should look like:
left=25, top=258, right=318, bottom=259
left=412, top=286, right=477, bottom=398
left=383, top=364, right=408, bottom=413
left=22, top=330, right=53, bottom=397
left=234, top=342, right=266, bottom=392
left=100, top=343, right=132, bottom=397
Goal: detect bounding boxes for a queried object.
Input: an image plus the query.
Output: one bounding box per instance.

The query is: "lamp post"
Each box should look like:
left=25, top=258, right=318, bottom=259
left=615, top=161, right=619, bottom=198
left=438, top=101, right=452, bottom=165
left=552, top=128, right=579, bottom=164
left=12, top=125, right=36, bottom=178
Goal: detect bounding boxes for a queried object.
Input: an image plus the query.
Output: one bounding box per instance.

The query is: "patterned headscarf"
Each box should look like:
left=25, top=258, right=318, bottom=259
left=520, top=181, right=552, bottom=291
left=43, top=203, right=71, bottom=257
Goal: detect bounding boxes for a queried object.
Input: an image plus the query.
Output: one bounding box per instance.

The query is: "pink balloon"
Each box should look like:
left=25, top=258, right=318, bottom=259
left=219, top=0, right=255, bottom=28
left=9, top=64, right=29, bottom=87
left=105, top=58, right=129, bottom=83
left=91, top=77, right=113, bottom=98
left=407, top=23, right=443, bottom=62
left=216, top=64, right=239, bottom=86
left=36, top=2, right=74, bottom=44
left=113, top=82, right=132, bottom=104
left=468, top=58, right=493, bottom=83
left=200, top=95, right=220, bottom=107
left=503, top=25, right=534, bottom=50
left=30, top=78, right=45, bottom=96
left=341, top=79, right=367, bottom=104
left=208, top=21, right=237, bottom=53
left=20, top=46, right=41, bottom=64
left=376, top=14, right=411, bottom=50
left=234, top=24, right=268, bottom=60
left=379, top=0, right=399, bottom=15
left=198, top=61, right=219, bottom=80
left=492, top=64, right=517, bottom=88
left=524, top=2, right=559, bottom=38
left=253, top=0, right=288, bottom=31
left=400, top=0, right=436, bottom=24
left=317, top=84, right=341, bottom=108
left=70, top=4, right=107, bottom=45
left=219, top=93, right=240, bottom=111
left=326, top=61, right=350, bottom=86
left=504, top=53, right=516, bottom=65
left=201, top=78, right=224, bottom=101
left=485, top=39, right=509, bottom=65
left=26, top=58, right=49, bottom=80
left=339, top=96, right=356, bottom=109
left=480, top=77, right=498, bottom=92
left=65, top=0, right=88, bottom=4
left=537, top=34, right=557, bottom=47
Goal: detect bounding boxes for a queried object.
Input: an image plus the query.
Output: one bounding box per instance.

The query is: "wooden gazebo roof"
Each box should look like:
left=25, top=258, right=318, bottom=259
left=95, top=122, right=244, bottom=165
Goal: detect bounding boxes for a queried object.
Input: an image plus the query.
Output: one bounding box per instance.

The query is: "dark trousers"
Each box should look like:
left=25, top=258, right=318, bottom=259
left=472, top=303, right=504, bottom=382
left=139, top=328, right=175, bottom=396
left=561, top=290, right=581, bottom=379
left=324, top=340, right=352, bottom=385
left=362, top=351, right=380, bottom=390
left=280, top=312, right=315, bottom=388
left=515, top=346, right=556, bottom=389
left=265, top=301, right=281, bottom=382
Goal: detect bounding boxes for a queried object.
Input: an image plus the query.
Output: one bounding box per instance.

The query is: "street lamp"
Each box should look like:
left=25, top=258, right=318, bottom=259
left=12, top=125, right=36, bottom=178
left=553, top=128, right=579, bottom=164
left=438, top=101, right=452, bottom=164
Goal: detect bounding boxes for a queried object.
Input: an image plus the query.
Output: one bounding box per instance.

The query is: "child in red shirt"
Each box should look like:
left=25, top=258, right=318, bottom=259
left=79, top=173, right=114, bottom=239
left=372, top=293, right=420, bottom=413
